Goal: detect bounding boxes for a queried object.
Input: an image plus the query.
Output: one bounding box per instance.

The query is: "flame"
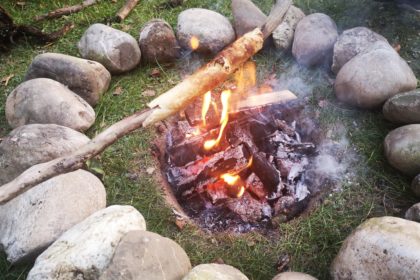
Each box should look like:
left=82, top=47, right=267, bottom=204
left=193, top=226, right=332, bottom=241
left=204, top=90, right=231, bottom=150
left=234, top=61, right=257, bottom=95
left=190, top=36, right=200, bottom=50
left=219, top=156, right=253, bottom=198
left=201, top=91, right=212, bottom=127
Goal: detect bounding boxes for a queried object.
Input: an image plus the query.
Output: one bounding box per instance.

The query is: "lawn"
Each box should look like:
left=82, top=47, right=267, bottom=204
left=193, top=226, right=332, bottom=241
left=0, top=0, right=419, bottom=279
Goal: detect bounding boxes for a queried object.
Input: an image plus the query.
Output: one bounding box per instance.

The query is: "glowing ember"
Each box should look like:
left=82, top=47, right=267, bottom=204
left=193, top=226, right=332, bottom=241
left=204, top=90, right=231, bottom=150
left=190, top=36, right=200, bottom=50
left=201, top=91, right=212, bottom=127
left=219, top=156, right=253, bottom=198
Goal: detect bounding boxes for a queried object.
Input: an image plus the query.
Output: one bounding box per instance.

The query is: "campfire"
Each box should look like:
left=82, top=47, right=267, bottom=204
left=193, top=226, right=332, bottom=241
left=158, top=58, right=320, bottom=232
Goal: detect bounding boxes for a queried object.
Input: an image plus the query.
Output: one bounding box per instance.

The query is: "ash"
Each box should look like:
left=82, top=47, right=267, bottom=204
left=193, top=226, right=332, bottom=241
left=163, top=100, right=326, bottom=233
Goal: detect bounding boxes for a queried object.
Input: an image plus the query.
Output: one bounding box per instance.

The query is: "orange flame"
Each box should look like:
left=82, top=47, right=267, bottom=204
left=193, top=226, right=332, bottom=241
left=201, top=91, right=212, bottom=127
left=190, top=36, right=200, bottom=50
left=219, top=156, right=253, bottom=198
left=204, top=90, right=231, bottom=150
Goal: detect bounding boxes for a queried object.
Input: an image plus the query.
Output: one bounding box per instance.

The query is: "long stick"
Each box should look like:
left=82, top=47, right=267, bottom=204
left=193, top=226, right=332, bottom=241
left=115, top=0, right=140, bottom=22
left=34, top=0, right=98, bottom=21
left=0, top=0, right=291, bottom=204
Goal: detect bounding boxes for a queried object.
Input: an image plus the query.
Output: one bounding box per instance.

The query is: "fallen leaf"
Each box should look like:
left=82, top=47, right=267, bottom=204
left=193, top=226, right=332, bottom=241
left=150, top=68, right=161, bottom=78
left=393, top=43, right=401, bottom=53
left=175, top=218, right=186, bottom=230
left=1, top=74, right=14, bottom=86
left=146, top=167, right=155, bottom=174
left=318, top=99, right=327, bottom=108
left=121, top=24, right=132, bottom=32
left=142, top=89, right=156, bottom=97
left=211, top=258, right=225, bottom=264
left=113, top=86, right=123, bottom=96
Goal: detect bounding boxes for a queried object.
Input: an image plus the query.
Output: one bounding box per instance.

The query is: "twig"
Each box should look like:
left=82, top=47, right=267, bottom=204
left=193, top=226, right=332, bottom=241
left=34, top=0, right=98, bottom=21
left=115, top=0, right=139, bottom=22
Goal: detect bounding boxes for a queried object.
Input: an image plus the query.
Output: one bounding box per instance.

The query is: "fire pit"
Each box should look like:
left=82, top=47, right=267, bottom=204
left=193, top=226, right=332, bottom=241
left=155, top=61, right=332, bottom=232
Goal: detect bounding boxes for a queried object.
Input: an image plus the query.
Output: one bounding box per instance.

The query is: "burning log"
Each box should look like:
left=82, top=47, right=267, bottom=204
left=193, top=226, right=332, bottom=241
left=0, top=0, right=292, bottom=204
left=250, top=151, right=282, bottom=197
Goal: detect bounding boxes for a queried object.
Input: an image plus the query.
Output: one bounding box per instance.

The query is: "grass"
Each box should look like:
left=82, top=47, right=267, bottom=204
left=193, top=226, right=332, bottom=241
left=0, top=0, right=419, bottom=279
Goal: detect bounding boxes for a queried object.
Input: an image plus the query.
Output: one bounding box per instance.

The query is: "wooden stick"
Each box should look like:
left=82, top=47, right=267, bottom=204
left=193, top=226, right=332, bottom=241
left=34, top=0, right=98, bottom=21
left=0, top=0, right=291, bottom=204
left=115, top=0, right=139, bottom=22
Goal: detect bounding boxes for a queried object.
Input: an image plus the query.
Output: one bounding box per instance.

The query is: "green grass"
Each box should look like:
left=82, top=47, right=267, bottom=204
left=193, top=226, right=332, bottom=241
left=0, top=0, right=419, bottom=279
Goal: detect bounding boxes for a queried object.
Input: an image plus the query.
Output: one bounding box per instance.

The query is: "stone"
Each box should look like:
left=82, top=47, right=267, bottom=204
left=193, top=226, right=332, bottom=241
left=24, top=53, right=111, bottom=106
left=334, top=42, right=417, bottom=108
left=231, top=0, right=266, bottom=37
left=139, top=19, right=180, bottom=63
left=177, top=8, right=235, bottom=54
left=272, top=6, right=305, bottom=51
left=383, top=89, right=420, bottom=124
left=78, top=23, right=141, bottom=74
left=27, top=205, right=146, bottom=280
left=292, top=13, right=338, bottom=67
left=0, top=124, right=89, bottom=185
left=182, top=264, right=248, bottom=280
left=99, top=231, right=191, bottom=280
left=331, top=27, right=388, bottom=73
left=384, top=124, right=420, bottom=176
left=411, top=174, right=420, bottom=197
left=0, top=170, right=106, bottom=264
left=405, top=203, right=420, bottom=222
left=273, top=272, right=317, bottom=280
left=331, top=216, right=420, bottom=280
left=5, top=78, right=95, bottom=132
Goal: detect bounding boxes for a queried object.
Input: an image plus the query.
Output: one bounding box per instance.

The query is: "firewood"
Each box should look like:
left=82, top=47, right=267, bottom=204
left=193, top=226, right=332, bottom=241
left=0, top=0, right=292, bottom=204
left=115, top=0, right=140, bottom=22
left=34, top=0, right=98, bottom=21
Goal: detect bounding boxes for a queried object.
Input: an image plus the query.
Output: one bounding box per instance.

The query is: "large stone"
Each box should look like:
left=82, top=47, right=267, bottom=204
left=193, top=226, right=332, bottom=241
left=331, top=216, right=420, bottom=280
left=273, top=272, right=317, bottom=280
left=177, top=8, right=235, bottom=54
left=100, top=231, right=191, bottom=280
left=384, top=124, right=420, bottom=175
left=182, top=264, right=248, bottom=280
left=24, top=53, right=111, bottom=106
left=411, top=174, right=420, bottom=197
left=331, top=27, right=388, bottom=73
left=405, top=203, right=420, bottom=222
left=139, top=19, right=180, bottom=63
left=231, top=0, right=266, bottom=37
left=0, top=124, right=89, bottom=185
left=335, top=42, right=417, bottom=108
left=0, top=170, right=106, bottom=264
left=272, top=6, right=305, bottom=51
left=27, top=205, right=146, bottom=280
left=78, top=23, right=141, bottom=74
left=5, top=78, right=95, bottom=132
left=292, top=13, right=338, bottom=67
left=383, top=89, right=420, bottom=124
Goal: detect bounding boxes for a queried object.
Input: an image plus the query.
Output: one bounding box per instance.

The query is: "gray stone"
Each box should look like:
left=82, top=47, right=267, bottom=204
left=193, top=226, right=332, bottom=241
left=24, top=53, right=111, bottom=106
left=335, top=42, right=417, bottom=108
left=78, top=23, right=141, bottom=74
left=99, top=231, right=191, bottom=280
left=292, top=13, right=338, bottom=67
left=332, top=27, right=388, bottom=73
left=273, top=272, right=317, bottom=280
left=331, top=216, right=420, bottom=280
left=232, top=0, right=266, bottom=37
left=273, top=6, right=305, bottom=51
left=5, top=78, right=95, bottom=132
left=177, top=8, right=235, bottom=54
left=139, top=19, right=180, bottom=63
left=384, top=124, right=420, bottom=176
left=405, top=203, right=420, bottom=222
left=411, top=174, right=420, bottom=197
left=383, top=89, right=420, bottom=124
left=0, top=170, right=106, bottom=264
left=182, top=264, right=248, bottom=280
left=27, top=205, right=146, bottom=280
left=0, top=124, right=89, bottom=185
